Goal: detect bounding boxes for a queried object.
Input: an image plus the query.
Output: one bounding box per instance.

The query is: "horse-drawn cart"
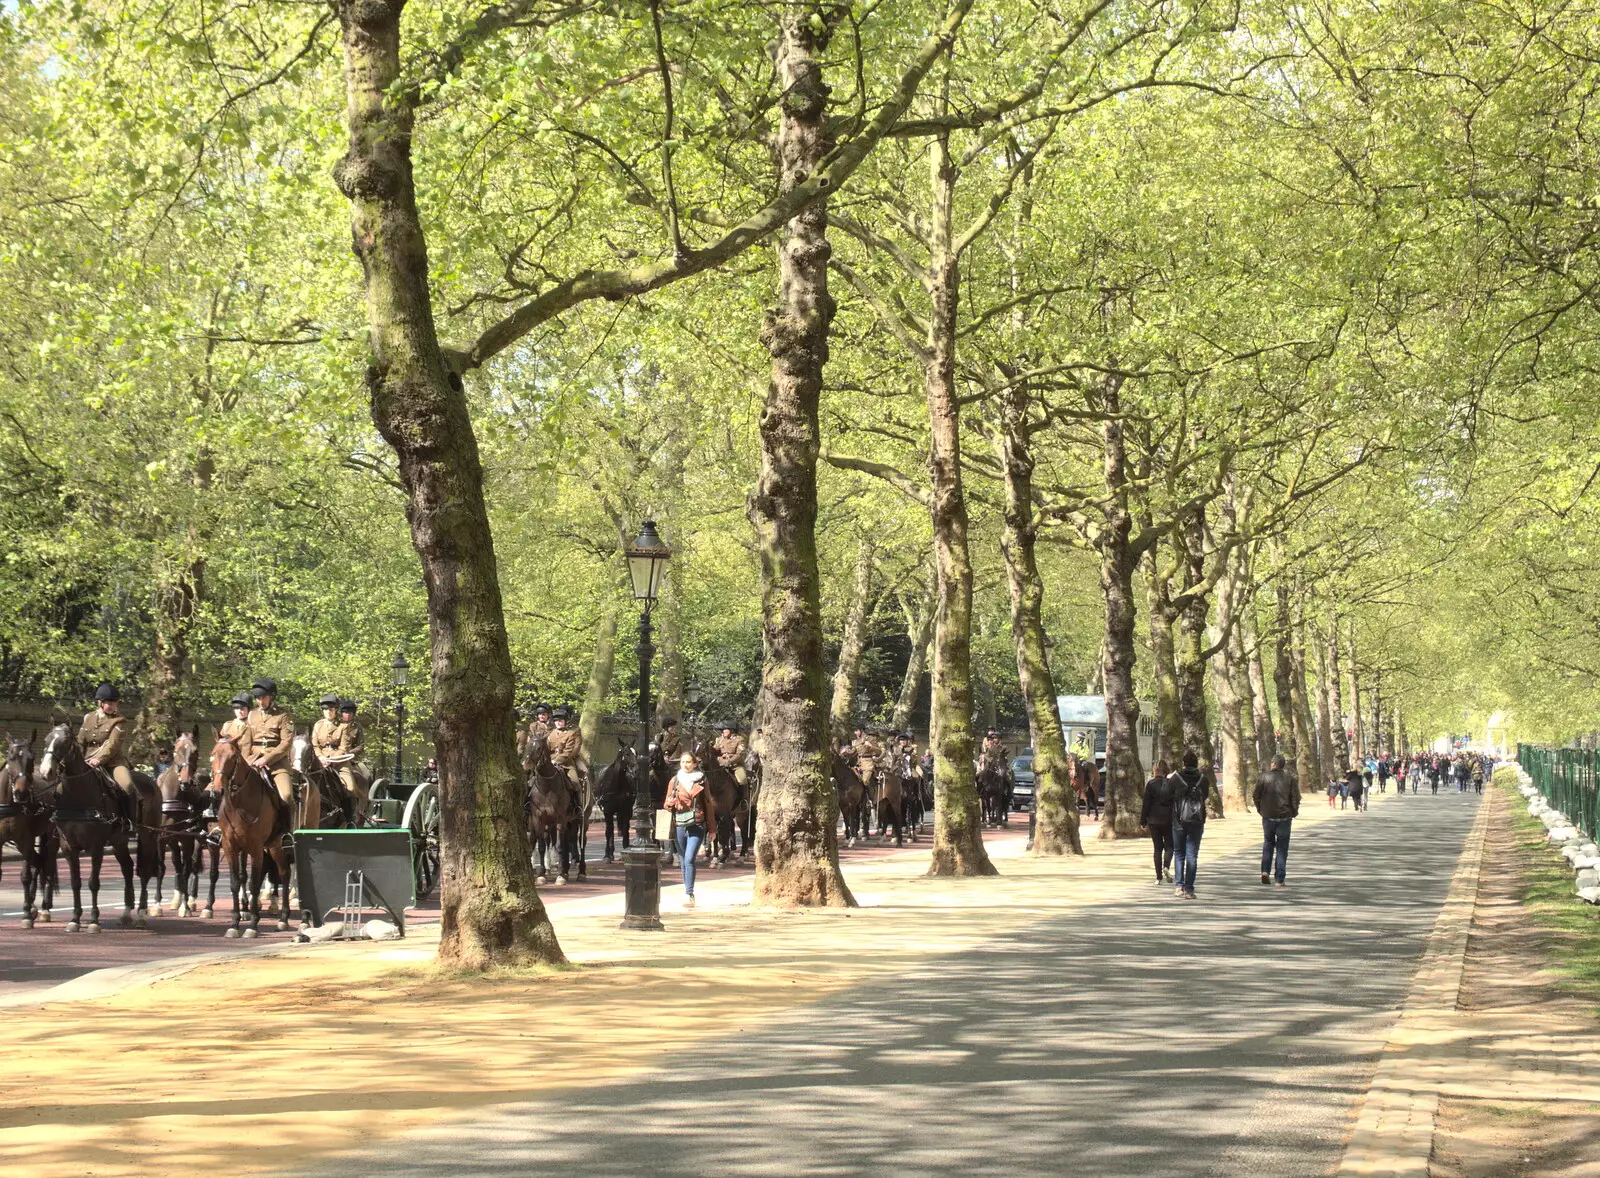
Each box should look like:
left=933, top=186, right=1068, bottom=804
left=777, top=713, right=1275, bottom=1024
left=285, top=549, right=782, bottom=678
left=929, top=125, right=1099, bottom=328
left=368, top=776, right=440, bottom=899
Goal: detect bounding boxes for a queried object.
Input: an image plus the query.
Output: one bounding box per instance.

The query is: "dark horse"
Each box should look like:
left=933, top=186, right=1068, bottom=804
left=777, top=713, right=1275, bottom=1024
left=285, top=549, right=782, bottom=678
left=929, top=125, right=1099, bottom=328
left=594, top=746, right=636, bottom=863
left=37, top=724, right=139, bottom=932
left=1, top=732, right=56, bottom=927
left=210, top=734, right=292, bottom=937
left=156, top=731, right=208, bottom=918
left=833, top=754, right=870, bottom=846
left=976, top=750, right=1010, bottom=827
left=524, top=734, right=575, bottom=884
left=874, top=760, right=905, bottom=846
left=899, top=754, right=926, bottom=837
left=1070, top=754, right=1101, bottom=819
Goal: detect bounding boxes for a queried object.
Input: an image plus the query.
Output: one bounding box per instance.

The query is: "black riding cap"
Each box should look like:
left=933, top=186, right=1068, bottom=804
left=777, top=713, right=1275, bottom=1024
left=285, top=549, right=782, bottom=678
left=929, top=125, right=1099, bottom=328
left=339, top=699, right=356, bottom=713
left=551, top=706, right=571, bottom=720
left=252, top=677, right=277, bottom=696
left=319, top=693, right=340, bottom=708
left=661, top=717, right=678, bottom=728
left=535, top=703, right=552, bottom=716
left=95, top=683, right=119, bottom=702
left=230, top=692, right=251, bottom=708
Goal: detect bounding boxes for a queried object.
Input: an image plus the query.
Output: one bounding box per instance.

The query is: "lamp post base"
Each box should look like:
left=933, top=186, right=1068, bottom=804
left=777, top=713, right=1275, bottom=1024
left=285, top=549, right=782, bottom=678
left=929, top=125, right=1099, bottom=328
left=620, top=844, right=664, bottom=930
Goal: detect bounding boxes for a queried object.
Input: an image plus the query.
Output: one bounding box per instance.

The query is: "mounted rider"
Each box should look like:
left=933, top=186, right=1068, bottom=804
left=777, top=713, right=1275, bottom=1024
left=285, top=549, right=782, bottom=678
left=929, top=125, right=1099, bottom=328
left=656, top=717, right=682, bottom=762
left=77, top=683, right=134, bottom=794
left=714, top=722, right=748, bottom=787
left=245, top=677, right=305, bottom=825
left=981, top=727, right=1009, bottom=767
left=546, top=707, right=585, bottom=801
left=847, top=725, right=883, bottom=788
left=312, top=694, right=370, bottom=820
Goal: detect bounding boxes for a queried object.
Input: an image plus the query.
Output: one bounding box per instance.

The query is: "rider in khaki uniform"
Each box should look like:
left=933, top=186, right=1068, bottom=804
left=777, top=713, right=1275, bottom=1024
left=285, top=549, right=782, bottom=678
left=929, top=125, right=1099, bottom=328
left=310, top=693, right=367, bottom=820
left=220, top=692, right=252, bottom=745
left=982, top=728, right=1008, bottom=764
left=337, top=699, right=369, bottom=818
left=656, top=717, right=682, bottom=762
left=519, top=703, right=552, bottom=762
left=714, top=723, right=748, bottom=786
left=78, top=683, right=134, bottom=792
left=545, top=707, right=584, bottom=791
left=850, top=726, right=883, bottom=787
left=245, top=677, right=305, bottom=825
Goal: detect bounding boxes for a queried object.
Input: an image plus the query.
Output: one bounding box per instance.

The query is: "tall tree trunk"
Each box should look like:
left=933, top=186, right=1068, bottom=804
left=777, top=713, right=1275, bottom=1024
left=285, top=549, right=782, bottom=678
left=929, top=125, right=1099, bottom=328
left=890, top=578, right=935, bottom=732
left=924, top=127, right=994, bottom=877
left=749, top=6, right=853, bottom=907
left=827, top=536, right=877, bottom=741
left=1173, top=517, right=1212, bottom=770
left=333, top=0, right=559, bottom=967
left=1245, top=603, right=1276, bottom=768
left=136, top=556, right=202, bottom=754
left=1286, top=588, right=1318, bottom=794
left=995, top=386, right=1080, bottom=856
left=1347, top=618, right=1364, bottom=760
left=1272, top=584, right=1298, bottom=768
left=1328, top=614, right=1350, bottom=772
left=1225, top=587, right=1258, bottom=803
left=653, top=562, right=685, bottom=729
left=1371, top=670, right=1384, bottom=757
left=578, top=604, right=619, bottom=773
left=1097, top=379, right=1145, bottom=838
left=1314, top=627, right=1335, bottom=784
left=1210, top=552, right=1249, bottom=812
left=1144, top=555, right=1182, bottom=771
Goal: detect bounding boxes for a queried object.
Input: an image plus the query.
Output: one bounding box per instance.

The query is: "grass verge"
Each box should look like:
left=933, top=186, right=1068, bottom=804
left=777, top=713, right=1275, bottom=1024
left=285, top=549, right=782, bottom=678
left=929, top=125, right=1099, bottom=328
left=1500, top=778, right=1600, bottom=1005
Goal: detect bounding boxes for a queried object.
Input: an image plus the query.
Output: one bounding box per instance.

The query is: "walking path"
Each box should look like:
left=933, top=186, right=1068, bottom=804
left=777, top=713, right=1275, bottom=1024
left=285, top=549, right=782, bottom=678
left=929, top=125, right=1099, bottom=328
left=0, top=788, right=1562, bottom=1176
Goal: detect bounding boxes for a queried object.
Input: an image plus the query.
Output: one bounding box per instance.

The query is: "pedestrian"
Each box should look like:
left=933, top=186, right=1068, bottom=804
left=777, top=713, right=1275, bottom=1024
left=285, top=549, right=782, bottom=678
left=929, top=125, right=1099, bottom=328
left=663, top=750, right=712, bottom=910
left=1377, top=757, right=1390, bottom=794
left=1363, top=755, right=1376, bottom=795
left=1141, top=759, right=1175, bottom=884
left=1253, top=754, right=1300, bottom=887
left=1345, top=761, right=1365, bottom=811
left=1169, top=752, right=1211, bottom=900
left=1327, top=774, right=1340, bottom=808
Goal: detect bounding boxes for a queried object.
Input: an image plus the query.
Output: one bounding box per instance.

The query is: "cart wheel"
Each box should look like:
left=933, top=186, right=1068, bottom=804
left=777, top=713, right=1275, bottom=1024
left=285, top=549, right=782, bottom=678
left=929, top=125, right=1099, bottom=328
left=402, top=780, right=441, bottom=899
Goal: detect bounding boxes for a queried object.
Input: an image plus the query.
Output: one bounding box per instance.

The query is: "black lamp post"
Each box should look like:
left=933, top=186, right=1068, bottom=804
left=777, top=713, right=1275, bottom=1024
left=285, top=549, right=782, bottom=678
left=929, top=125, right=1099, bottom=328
left=391, top=651, right=410, bottom=784
left=622, top=519, right=671, bottom=931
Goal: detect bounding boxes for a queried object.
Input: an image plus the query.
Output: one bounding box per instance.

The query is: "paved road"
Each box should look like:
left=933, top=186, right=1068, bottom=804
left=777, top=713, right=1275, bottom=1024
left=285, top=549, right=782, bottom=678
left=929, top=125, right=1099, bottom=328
left=303, top=791, right=1482, bottom=1178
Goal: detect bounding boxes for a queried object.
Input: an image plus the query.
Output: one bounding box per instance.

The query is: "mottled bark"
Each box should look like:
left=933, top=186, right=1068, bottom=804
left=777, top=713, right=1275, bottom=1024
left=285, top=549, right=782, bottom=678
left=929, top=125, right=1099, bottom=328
left=1144, top=556, right=1182, bottom=770
left=1173, top=515, right=1212, bottom=770
left=1279, top=585, right=1315, bottom=794
left=827, top=536, right=876, bottom=741
left=1098, top=381, right=1145, bottom=838
left=1347, top=618, right=1364, bottom=760
left=578, top=604, right=619, bottom=771
left=135, top=557, right=201, bottom=755
left=653, top=563, right=684, bottom=729
left=1289, top=590, right=1320, bottom=788
left=749, top=7, right=853, bottom=907
left=1210, top=553, right=1249, bottom=812
left=333, top=0, right=559, bottom=967
left=1314, top=625, right=1335, bottom=784
left=1328, top=615, right=1350, bottom=771
left=925, top=128, right=994, bottom=877
left=1223, top=585, right=1258, bottom=806
left=1245, top=605, right=1276, bottom=768
left=995, top=385, right=1080, bottom=856
left=1272, top=585, right=1298, bottom=768
left=890, top=579, right=935, bottom=732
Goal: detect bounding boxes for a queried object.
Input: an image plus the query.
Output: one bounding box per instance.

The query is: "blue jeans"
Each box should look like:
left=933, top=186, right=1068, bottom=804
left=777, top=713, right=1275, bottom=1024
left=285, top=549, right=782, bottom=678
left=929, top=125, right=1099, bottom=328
left=1260, top=817, right=1292, bottom=882
left=1172, top=820, right=1203, bottom=892
left=675, top=823, right=705, bottom=896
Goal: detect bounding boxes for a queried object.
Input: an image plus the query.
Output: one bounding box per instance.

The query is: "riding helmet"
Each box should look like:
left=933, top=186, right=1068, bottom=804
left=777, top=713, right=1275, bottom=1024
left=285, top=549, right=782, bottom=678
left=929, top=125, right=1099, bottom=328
left=319, top=693, right=340, bottom=708
left=535, top=702, right=552, bottom=717
left=251, top=677, right=277, bottom=697
left=551, top=706, right=570, bottom=720
left=661, top=717, right=678, bottom=728
left=94, top=682, right=119, bottom=702
left=229, top=691, right=251, bottom=708
left=339, top=699, right=357, bottom=714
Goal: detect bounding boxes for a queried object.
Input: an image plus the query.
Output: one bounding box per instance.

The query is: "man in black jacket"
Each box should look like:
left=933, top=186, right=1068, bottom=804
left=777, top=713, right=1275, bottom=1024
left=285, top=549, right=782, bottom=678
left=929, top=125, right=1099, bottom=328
left=1140, top=760, right=1175, bottom=883
left=1253, top=754, right=1300, bottom=887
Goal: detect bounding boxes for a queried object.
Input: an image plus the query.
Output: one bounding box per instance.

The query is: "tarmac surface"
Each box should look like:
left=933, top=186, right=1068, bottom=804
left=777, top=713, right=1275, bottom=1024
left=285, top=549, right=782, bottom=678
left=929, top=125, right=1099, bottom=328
left=296, top=791, right=1481, bottom=1177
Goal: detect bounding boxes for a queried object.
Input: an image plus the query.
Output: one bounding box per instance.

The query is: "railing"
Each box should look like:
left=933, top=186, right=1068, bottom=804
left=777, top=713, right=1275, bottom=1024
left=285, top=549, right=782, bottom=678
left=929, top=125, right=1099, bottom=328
left=1519, top=743, right=1600, bottom=841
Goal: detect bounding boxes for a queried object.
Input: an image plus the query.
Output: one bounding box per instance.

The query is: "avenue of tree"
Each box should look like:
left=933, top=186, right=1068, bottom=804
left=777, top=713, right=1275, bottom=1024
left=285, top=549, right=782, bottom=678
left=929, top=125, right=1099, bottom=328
left=3, top=0, right=1598, bottom=965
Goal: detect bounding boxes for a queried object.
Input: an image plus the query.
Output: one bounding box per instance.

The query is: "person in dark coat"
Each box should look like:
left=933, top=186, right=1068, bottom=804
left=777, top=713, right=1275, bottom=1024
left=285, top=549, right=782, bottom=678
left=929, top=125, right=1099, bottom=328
left=1253, top=754, right=1300, bottom=886
left=1169, top=752, right=1212, bottom=900
left=1141, top=759, right=1175, bottom=884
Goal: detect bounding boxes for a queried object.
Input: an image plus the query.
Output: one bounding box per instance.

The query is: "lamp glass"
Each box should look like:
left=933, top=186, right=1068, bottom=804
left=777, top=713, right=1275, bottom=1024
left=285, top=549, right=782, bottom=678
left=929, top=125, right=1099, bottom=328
left=625, top=520, right=672, bottom=603
left=391, top=652, right=410, bottom=688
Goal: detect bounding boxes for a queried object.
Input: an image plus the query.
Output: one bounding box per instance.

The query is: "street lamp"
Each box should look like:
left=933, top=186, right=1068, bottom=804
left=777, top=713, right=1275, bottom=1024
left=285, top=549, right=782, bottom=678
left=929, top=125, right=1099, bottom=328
left=622, top=520, right=671, bottom=931
left=391, top=651, right=410, bottom=784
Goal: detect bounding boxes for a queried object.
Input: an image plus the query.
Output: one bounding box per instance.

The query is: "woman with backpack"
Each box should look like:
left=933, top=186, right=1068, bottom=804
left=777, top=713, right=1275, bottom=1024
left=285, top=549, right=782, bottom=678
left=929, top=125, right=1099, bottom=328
left=1169, top=751, right=1211, bottom=900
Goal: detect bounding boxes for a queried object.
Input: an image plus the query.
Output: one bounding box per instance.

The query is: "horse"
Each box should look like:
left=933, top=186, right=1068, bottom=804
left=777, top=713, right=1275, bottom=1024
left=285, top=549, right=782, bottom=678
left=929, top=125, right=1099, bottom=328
left=874, top=760, right=905, bottom=846
left=833, top=754, right=870, bottom=846
left=899, top=756, right=925, bottom=837
left=0, top=732, right=55, bottom=927
left=37, top=723, right=138, bottom=932
left=976, top=751, right=1010, bottom=827
left=594, top=747, right=637, bottom=862
left=524, top=734, right=575, bottom=884
left=156, top=731, right=208, bottom=918
left=209, top=733, right=292, bottom=937
left=744, top=746, right=762, bottom=839
left=291, top=734, right=360, bottom=828
left=1070, top=754, right=1101, bottom=819
left=566, top=762, right=593, bottom=879
left=698, top=751, right=746, bottom=866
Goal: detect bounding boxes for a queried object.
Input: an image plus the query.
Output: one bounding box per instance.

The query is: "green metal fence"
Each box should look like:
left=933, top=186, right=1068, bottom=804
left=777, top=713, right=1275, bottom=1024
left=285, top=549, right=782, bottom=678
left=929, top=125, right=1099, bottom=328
left=1518, top=743, right=1600, bottom=842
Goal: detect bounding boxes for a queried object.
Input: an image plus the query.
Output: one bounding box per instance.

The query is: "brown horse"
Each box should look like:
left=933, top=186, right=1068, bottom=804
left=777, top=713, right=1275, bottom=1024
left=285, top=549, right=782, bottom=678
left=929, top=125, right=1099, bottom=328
left=210, top=733, right=292, bottom=937
left=693, top=741, right=746, bottom=865
left=523, top=734, right=575, bottom=884
left=37, top=723, right=136, bottom=932
left=976, top=750, right=1010, bottom=827
left=0, top=732, right=55, bottom=927
left=1069, top=754, right=1101, bottom=819
left=157, top=731, right=208, bottom=918
left=875, top=761, right=905, bottom=846
left=833, top=754, right=870, bottom=846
